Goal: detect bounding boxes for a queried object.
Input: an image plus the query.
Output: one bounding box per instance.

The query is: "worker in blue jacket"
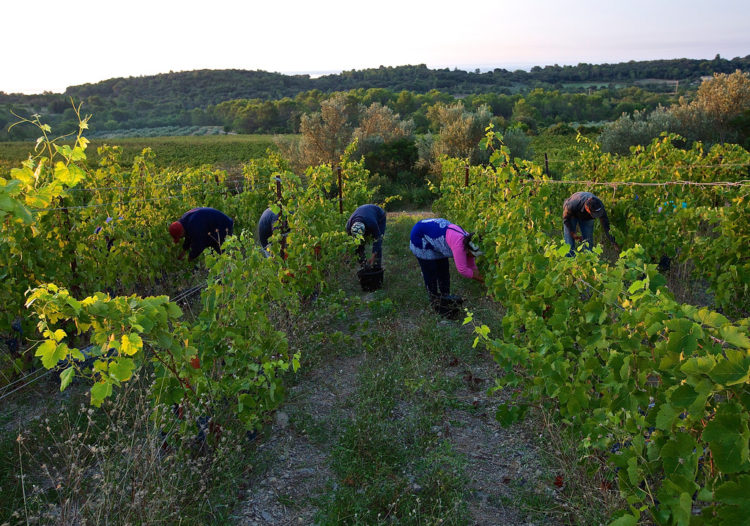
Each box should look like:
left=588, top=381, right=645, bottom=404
left=169, top=207, right=234, bottom=261
left=346, top=204, right=386, bottom=268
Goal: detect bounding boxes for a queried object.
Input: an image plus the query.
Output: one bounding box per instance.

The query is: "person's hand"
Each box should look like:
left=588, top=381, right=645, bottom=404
left=367, top=254, right=376, bottom=266
left=475, top=274, right=484, bottom=283
left=573, top=234, right=583, bottom=241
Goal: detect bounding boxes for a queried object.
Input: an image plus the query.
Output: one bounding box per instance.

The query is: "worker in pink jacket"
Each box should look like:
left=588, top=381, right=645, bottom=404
left=409, top=218, right=483, bottom=312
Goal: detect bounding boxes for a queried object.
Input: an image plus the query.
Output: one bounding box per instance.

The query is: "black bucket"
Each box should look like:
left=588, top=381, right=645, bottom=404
left=357, top=267, right=384, bottom=292
left=433, top=294, right=464, bottom=319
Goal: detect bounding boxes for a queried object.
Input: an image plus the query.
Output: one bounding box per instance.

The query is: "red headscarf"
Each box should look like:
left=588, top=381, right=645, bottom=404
left=169, top=221, right=184, bottom=242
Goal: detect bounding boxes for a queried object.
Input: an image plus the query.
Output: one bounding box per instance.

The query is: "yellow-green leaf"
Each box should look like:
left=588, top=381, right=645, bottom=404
left=121, top=333, right=143, bottom=356
left=90, top=381, right=112, bottom=407
left=60, top=367, right=75, bottom=391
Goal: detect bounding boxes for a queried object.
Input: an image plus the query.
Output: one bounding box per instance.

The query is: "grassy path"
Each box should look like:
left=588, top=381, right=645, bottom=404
left=234, top=213, right=614, bottom=525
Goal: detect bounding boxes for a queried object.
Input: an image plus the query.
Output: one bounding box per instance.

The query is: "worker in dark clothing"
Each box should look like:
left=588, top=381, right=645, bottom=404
left=257, top=208, right=280, bottom=251
left=346, top=204, right=386, bottom=268
left=169, top=207, right=234, bottom=261
left=562, top=191, right=617, bottom=256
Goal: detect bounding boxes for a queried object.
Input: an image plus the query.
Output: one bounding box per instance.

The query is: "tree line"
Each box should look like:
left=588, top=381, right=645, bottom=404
left=2, top=56, right=749, bottom=140
left=1, top=85, right=678, bottom=140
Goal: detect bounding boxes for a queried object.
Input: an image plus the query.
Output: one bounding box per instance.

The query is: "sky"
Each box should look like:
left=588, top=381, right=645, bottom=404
left=3, top=0, right=749, bottom=94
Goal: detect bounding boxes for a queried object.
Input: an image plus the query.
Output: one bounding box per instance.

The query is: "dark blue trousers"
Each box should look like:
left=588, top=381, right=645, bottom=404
left=416, top=258, right=450, bottom=297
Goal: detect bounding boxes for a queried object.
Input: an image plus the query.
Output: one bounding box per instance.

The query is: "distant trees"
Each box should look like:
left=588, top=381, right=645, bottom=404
left=502, top=127, right=534, bottom=160
left=417, top=103, right=494, bottom=173
left=3, top=58, right=750, bottom=141
left=672, top=70, right=750, bottom=143
left=278, top=93, right=353, bottom=168
left=599, top=107, right=679, bottom=155
left=353, top=103, right=413, bottom=151
left=600, top=70, right=750, bottom=153
left=276, top=94, right=415, bottom=173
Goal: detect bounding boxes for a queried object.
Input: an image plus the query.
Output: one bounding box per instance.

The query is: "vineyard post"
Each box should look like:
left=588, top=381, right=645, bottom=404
left=338, top=166, right=343, bottom=214
left=465, top=165, right=469, bottom=187
left=544, top=153, right=549, bottom=178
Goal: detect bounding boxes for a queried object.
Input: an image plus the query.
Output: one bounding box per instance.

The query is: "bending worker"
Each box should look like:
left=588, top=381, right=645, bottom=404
left=346, top=204, right=386, bottom=268
left=409, top=218, right=483, bottom=308
left=563, top=191, right=617, bottom=256
left=169, top=207, right=234, bottom=261
left=257, top=207, right=280, bottom=252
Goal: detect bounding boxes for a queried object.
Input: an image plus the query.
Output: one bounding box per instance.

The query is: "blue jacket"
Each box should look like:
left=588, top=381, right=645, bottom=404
left=346, top=204, right=386, bottom=255
left=179, top=208, right=234, bottom=260
left=409, top=218, right=455, bottom=260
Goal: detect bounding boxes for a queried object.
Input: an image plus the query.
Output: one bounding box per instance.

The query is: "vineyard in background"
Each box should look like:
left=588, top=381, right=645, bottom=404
left=0, top=133, right=279, bottom=174
left=435, top=128, right=750, bottom=524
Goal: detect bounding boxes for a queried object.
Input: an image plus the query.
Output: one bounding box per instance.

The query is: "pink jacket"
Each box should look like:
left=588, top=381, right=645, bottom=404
left=446, top=225, right=479, bottom=279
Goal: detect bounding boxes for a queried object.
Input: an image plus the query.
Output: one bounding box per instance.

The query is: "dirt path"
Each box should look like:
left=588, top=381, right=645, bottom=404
left=237, top=356, right=363, bottom=525
left=234, top=214, right=568, bottom=525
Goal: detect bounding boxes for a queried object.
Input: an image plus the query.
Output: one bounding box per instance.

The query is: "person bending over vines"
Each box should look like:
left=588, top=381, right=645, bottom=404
left=169, top=207, right=234, bottom=261
left=562, top=191, right=619, bottom=257
left=409, top=218, right=483, bottom=314
left=346, top=204, right=386, bottom=269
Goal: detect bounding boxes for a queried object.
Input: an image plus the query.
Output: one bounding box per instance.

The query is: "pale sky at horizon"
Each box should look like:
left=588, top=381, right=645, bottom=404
left=3, top=0, right=749, bottom=94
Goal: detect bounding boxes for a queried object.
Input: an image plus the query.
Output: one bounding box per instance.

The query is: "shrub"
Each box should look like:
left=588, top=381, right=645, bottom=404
left=502, top=127, right=533, bottom=161
left=362, top=137, right=419, bottom=180
left=544, top=122, right=576, bottom=136
left=598, top=106, right=679, bottom=155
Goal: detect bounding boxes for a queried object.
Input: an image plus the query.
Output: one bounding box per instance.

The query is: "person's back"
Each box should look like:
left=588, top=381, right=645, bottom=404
left=257, top=208, right=280, bottom=249
left=176, top=207, right=234, bottom=260
left=346, top=204, right=386, bottom=267
left=409, top=218, right=453, bottom=260
left=345, top=205, right=386, bottom=237
left=563, top=192, right=603, bottom=221
left=562, top=192, right=614, bottom=256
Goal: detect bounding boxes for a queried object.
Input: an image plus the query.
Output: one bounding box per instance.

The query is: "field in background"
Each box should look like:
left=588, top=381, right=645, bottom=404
left=0, top=134, right=284, bottom=173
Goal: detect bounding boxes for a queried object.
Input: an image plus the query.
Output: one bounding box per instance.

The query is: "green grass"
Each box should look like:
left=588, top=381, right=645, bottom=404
left=292, top=216, right=493, bottom=524
left=307, top=215, right=620, bottom=524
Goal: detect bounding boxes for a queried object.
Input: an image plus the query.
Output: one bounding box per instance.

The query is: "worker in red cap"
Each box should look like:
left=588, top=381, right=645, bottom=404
left=169, top=207, right=234, bottom=261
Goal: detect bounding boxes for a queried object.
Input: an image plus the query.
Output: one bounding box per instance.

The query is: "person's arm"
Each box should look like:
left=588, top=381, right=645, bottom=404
left=446, top=229, right=480, bottom=279
left=562, top=209, right=581, bottom=240
left=599, top=213, right=615, bottom=242
left=187, top=233, right=204, bottom=261
left=176, top=234, right=190, bottom=260
left=188, top=244, right=202, bottom=261
left=372, top=212, right=386, bottom=257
